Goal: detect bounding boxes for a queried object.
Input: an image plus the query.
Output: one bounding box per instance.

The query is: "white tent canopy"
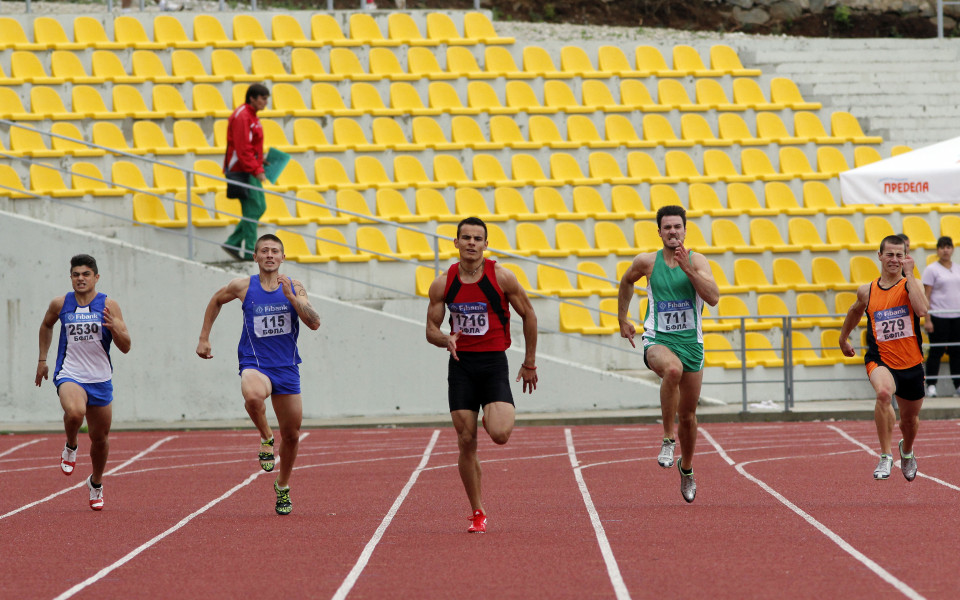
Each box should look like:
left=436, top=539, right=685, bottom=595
left=840, top=136, right=960, bottom=205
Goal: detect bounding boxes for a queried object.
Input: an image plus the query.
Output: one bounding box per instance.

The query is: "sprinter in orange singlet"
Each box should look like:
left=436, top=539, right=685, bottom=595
left=839, top=235, right=927, bottom=481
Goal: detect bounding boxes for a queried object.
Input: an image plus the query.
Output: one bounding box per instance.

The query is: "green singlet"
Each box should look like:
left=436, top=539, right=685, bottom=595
left=642, top=249, right=705, bottom=372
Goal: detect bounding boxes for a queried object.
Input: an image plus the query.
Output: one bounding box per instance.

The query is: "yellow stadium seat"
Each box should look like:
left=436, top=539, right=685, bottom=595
left=830, top=111, right=882, bottom=144
left=560, top=46, right=606, bottom=79
left=505, top=80, right=557, bottom=114
left=557, top=223, right=606, bottom=258
left=757, top=112, right=808, bottom=145
left=233, top=14, right=283, bottom=48
left=356, top=226, right=398, bottom=261
left=863, top=215, right=896, bottom=247
left=271, top=15, right=317, bottom=47
left=427, top=81, right=475, bottom=115
left=657, top=79, right=706, bottom=112
left=703, top=150, right=752, bottom=183
left=349, top=13, right=399, bottom=46
left=764, top=182, right=809, bottom=215
left=804, top=181, right=856, bottom=215
left=311, top=14, right=359, bottom=46
left=594, top=222, right=635, bottom=256
left=611, top=185, right=651, bottom=218
left=750, top=219, right=798, bottom=252
left=821, top=329, right=863, bottom=365
left=371, top=48, right=417, bottom=81
left=544, top=80, right=592, bottom=113
left=71, top=162, right=121, bottom=197
left=550, top=153, right=602, bottom=186
left=688, top=183, right=734, bottom=217
left=810, top=256, right=858, bottom=290
left=597, top=45, right=645, bottom=78
left=620, top=80, right=668, bottom=112
left=523, top=45, right=570, bottom=79
left=446, top=47, right=489, bottom=78
left=133, top=193, right=184, bottom=227
left=426, top=13, right=471, bottom=46
left=716, top=113, right=764, bottom=146
left=672, top=45, right=723, bottom=77
left=538, top=265, right=589, bottom=297
left=295, top=190, right=349, bottom=225
left=193, top=15, right=242, bottom=48
left=825, top=217, right=872, bottom=251
left=400, top=229, right=444, bottom=262
left=756, top=294, right=790, bottom=328
left=559, top=301, right=609, bottom=335
left=732, top=78, right=785, bottom=111
left=770, top=78, right=821, bottom=110
left=33, top=16, right=83, bottom=50
left=902, top=216, right=937, bottom=249
left=408, top=46, right=455, bottom=80
left=794, top=112, right=844, bottom=145
left=772, top=256, right=827, bottom=292
left=664, top=151, right=716, bottom=183
left=316, top=227, right=369, bottom=262
left=709, top=45, right=761, bottom=76
left=718, top=296, right=770, bottom=331
left=511, top=154, right=555, bottom=187
left=416, top=189, right=458, bottom=222
left=740, top=148, right=791, bottom=182
left=290, top=48, right=335, bottom=81
left=744, top=332, right=783, bottom=367
left=817, top=146, right=852, bottom=177
left=472, top=155, right=516, bottom=188
left=850, top=255, right=880, bottom=285
left=786, top=219, right=837, bottom=253
left=494, top=188, right=541, bottom=221
left=275, top=230, right=328, bottom=263
left=635, top=45, right=681, bottom=77
left=434, top=154, right=480, bottom=188
left=451, top=116, right=496, bottom=150
left=454, top=187, right=497, bottom=220
left=113, top=16, right=163, bottom=50
left=643, top=114, right=693, bottom=147
left=734, top=258, right=788, bottom=293
left=573, top=186, right=621, bottom=219
left=516, top=223, right=565, bottom=258
left=795, top=293, right=843, bottom=328
left=703, top=334, right=742, bottom=369
left=854, top=146, right=883, bottom=168
left=463, top=12, right=514, bottom=44
left=154, top=15, right=204, bottom=49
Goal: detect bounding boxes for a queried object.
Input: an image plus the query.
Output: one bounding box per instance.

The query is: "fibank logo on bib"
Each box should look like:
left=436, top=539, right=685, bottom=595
left=876, top=305, right=908, bottom=321
left=658, top=299, right=692, bottom=311
left=255, top=303, right=287, bottom=315
left=66, top=312, right=99, bottom=323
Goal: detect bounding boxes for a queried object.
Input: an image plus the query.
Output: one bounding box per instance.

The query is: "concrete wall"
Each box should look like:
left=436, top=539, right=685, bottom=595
left=0, top=211, right=660, bottom=425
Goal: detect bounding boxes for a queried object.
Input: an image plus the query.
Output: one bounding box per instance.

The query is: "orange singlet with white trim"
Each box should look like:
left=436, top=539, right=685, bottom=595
left=863, top=277, right=924, bottom=375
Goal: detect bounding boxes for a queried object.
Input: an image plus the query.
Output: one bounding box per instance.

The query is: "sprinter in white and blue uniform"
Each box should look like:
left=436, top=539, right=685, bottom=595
left=197, top=234, right=321, bottom=515
left=36, top=254, right=131, bottom=511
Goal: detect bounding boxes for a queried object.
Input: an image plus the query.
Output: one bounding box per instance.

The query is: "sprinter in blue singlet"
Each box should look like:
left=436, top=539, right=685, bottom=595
left=36, top=254, right=132, bottom=511
left=197, top=233, right=321, bottom=515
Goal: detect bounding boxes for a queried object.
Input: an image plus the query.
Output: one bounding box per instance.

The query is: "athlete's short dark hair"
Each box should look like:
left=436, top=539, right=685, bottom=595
left=938, top=236, right=953, bottom=249
left=245, top=83, right=270, bottom=104
left=255, top=233, right=284, bottom=253
left=457, top=216, right=487, bottom=240
left=70, top=254, right=98, bottom=275
left=879, top=235, right=906, bottom=254
left=656, top=205, right=686, bottom=229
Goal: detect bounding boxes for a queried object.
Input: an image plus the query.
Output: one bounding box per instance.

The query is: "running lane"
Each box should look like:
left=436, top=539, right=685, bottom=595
left=56, top=428, right=440, bottom=599
left=571, top=423, right=924, bottom=600
left=344, top=426, right=621, bottom=599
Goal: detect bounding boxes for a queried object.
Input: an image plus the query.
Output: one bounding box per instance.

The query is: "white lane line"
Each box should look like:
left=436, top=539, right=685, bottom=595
left=0, top=438, right=46, bottom=458
left=828, top=425, right=960, bottom=492
left=0, top=435, right=176, bottom=521
left=331, top=429, right=440, bottom=600
left=700, top=427, right=926, bottom=600
left=52, top=432, right=309, bottom=600
left=564, top=428, right=631, bottom=600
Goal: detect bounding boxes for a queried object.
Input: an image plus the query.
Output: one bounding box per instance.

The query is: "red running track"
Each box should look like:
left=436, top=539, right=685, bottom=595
left=2, top=420, right=959, bottom=599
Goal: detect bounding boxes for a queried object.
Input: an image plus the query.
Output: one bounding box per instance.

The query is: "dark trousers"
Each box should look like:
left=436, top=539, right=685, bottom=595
left=224, top=174, right=265, bottom=260
left=925, top=315, right=960, bottom=389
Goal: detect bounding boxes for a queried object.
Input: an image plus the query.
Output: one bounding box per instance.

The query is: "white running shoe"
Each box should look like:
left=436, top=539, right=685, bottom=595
left=926, top=384, right=937, bottom=398
left=86, top=476, right=104, bottom=511
left=873, top=454, right=893, bottom=480
left=899, top=440, right=917, bottom=482
left=60, top=444, right=77, bottom=476
left=678, top=459, right=696, bottom=503
left=657, top=438, right=676, bottom=468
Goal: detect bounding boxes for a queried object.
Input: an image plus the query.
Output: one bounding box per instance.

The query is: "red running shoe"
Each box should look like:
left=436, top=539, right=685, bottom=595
left=467, top=509, right=487, bottom=533
left=86, top=476, right=104, bottom=511
left=60, top=444, right=77, bottom=476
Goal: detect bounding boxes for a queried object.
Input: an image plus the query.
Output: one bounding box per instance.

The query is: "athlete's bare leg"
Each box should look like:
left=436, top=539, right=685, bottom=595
left=271, top=393, right=302, bottom=488
left=645, top=345, right=684, bottom=440
left=676, top=370, right=703, bottom=471
left=481, top=401, right=514, bottom=445
left=241, top=369, right=274, bottom=442
left=58, top=382, right=87, bottom=449
left=452, top=409, right=483, bottom=513
left=85, top=404, right=112, bottom=484
left=868, top=367, right=897, bottom=455
left=897, top=395, right=923, bottom=454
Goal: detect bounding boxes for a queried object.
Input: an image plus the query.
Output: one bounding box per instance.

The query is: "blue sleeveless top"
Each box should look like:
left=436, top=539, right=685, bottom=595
left=238, top=275, right=301, bottom=368
left=55, top=292, right=113, bottom=384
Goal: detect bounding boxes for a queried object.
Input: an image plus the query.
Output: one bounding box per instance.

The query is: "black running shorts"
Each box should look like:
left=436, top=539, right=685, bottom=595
left=869, top=360, right=925, bottom=401
left=447, top=351, right=515, bottom=413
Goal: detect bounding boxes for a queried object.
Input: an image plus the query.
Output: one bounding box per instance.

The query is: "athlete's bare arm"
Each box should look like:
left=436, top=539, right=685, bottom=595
left=617, top=253, right=656, bottom=348
left=901, top=255, right=928, bottom=317
left=35, top=296, right=65, bottom=387
left=496, top=264, right=538, bottom=393
left=838, top=283, right=870, bottom=357
left=196, top=277, right=250, bottom=359
left=426, top=272, right=460, bottom=359
left=677, top=250, right=720, bottom=307
left=103, top=298, right=131, bottom=354
left=280, top=275, right=321, bottom=330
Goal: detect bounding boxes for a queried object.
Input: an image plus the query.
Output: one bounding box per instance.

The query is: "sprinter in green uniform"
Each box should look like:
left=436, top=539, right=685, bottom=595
left=618, top=205, right=719, bottom=503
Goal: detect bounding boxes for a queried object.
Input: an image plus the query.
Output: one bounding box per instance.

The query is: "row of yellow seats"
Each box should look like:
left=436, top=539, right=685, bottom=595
left=0, top=13, right=511, bottom=52
left=0, top=45, right=756, bottom=87
left=703, top=330, right=865, bottom=368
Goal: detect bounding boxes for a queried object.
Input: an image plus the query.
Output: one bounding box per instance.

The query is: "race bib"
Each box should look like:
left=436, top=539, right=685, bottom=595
left=449, top=302, right=489, bottom=336
left=873, top=304, right=915, bottom=343
left=65, top=311, right=103, bottom=343
left=253, top=304, right=292, bottom=337
left=656, top=299, right=695, bottom=333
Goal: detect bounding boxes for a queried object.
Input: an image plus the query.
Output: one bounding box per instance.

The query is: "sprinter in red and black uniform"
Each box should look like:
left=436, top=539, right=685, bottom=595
left=839, top=235, right=928, bottom=481
left=426, top=217, right=539, bottom=533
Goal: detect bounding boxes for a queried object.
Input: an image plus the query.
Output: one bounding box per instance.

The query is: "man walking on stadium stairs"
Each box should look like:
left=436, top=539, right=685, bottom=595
left=35, top=254, right=132, bottom=511
left=839, top=235, right=926, bottom=481
left=617, top=205, right=719, bottom=503
left=196, top=233, right=321, bottom=515
left=222, top=84, right=270, bottom=261
left=426, top=217, right=539, bottom=533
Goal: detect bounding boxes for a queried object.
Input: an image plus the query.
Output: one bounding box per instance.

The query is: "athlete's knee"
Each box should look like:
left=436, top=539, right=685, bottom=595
left=63, top=408, right=85, bottom=426
left=875, top=391, right=894, bottom=406
left=660, top=363, right=683, bottom=384
left=457, top=429, right=478, bottom=452
left=488, top=428, right=512, bottom=445
left=678, top=410, right=698, bottom=427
